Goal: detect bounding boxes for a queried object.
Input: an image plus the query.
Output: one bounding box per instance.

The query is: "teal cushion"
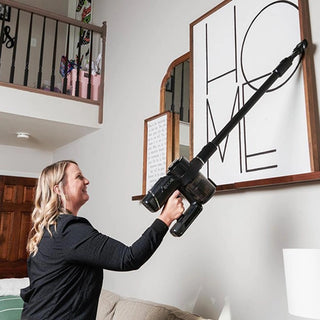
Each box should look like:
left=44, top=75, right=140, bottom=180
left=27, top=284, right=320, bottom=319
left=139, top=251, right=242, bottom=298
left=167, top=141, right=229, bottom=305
left=0, top=295, right=23, bottom=320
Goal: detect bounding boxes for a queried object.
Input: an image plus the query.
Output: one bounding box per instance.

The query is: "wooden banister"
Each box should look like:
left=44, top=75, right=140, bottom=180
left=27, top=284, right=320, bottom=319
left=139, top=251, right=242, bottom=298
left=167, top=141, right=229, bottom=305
left=0, top=0, right=106, bottom=124
left=0, top=0, right=104, bottom=33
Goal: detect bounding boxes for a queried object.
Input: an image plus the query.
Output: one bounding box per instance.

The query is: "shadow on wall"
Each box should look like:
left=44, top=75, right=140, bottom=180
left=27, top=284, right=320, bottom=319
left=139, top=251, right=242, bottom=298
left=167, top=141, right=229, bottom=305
left=192, top=286, right=232, bottom=320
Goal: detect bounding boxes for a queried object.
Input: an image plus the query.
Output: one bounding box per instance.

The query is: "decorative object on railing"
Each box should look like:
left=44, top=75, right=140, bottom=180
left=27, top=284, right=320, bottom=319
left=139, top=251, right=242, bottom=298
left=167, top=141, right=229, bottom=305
left=2, top=26, right=14, bottom=48
left=0, top=0, right=106, bottom=123
left=0, top=3, right=10, bottom=21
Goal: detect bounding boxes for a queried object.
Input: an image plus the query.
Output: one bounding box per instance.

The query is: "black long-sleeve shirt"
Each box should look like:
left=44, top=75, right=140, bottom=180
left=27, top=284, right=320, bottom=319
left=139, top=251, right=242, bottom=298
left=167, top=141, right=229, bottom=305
left=20, top=214, right=168, bottom=320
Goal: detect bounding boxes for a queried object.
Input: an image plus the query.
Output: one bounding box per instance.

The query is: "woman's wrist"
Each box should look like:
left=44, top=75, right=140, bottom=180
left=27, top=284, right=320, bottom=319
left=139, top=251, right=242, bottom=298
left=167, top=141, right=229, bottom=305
left=157, top=215, right=173, bottom=227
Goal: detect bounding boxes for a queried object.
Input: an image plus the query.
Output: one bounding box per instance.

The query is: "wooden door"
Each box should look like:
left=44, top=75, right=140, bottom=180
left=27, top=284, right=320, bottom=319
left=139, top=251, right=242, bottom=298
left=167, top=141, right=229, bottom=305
left=0, top=176, right=37, bottom=278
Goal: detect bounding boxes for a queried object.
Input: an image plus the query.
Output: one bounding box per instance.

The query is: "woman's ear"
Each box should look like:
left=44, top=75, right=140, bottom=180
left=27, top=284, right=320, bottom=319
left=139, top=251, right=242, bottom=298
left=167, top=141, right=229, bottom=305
left=53, top=185, right=61, bottom=195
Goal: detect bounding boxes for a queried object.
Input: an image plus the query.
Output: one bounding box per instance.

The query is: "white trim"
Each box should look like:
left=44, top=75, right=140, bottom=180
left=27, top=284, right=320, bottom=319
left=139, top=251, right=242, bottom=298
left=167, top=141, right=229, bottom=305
left=0, top=308, right=23, bottom=313
left=0, top=297, right=21, bottom=302
left=0, top=170, right=39, bottom=178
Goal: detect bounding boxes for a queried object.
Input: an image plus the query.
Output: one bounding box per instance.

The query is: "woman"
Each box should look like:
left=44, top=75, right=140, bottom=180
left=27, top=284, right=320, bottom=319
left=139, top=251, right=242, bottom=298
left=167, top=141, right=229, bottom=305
left=21, top=160, right=184, bottom=320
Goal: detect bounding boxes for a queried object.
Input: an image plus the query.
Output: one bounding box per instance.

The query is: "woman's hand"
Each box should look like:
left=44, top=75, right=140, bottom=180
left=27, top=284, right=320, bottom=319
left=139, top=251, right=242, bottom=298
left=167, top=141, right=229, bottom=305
left=158, top=190, right=184, bottom=227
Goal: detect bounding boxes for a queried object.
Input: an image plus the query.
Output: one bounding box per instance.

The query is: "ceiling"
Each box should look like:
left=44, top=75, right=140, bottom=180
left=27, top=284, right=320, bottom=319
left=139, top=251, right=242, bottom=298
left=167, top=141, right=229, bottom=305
left=0, top=112, right=99, bottom=151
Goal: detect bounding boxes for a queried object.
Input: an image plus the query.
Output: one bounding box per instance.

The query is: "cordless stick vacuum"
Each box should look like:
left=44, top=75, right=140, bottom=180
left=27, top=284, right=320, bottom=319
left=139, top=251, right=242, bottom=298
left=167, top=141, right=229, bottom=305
left=142, top=40, right=308, bottom=237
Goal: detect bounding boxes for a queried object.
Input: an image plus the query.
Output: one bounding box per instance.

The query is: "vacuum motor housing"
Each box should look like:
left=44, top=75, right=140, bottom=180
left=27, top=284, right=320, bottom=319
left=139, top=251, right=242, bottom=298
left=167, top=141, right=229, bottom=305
left=142, top=156, right=216, bottom=236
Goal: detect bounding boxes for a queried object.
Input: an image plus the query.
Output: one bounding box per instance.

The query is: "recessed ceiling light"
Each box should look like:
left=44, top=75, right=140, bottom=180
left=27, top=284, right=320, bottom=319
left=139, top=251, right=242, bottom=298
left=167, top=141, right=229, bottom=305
left=16, top=132, right=30, bottom=139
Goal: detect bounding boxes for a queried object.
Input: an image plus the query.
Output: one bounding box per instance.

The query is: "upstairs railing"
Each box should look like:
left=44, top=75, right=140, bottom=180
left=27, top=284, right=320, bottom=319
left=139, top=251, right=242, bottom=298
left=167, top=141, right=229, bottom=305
left=0, top=0, right=106, bottom=123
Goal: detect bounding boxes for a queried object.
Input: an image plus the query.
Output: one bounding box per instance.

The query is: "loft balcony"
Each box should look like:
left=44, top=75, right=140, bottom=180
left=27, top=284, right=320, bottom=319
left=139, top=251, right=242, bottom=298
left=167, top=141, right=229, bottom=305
left=0, top=0, right=106, bottom=151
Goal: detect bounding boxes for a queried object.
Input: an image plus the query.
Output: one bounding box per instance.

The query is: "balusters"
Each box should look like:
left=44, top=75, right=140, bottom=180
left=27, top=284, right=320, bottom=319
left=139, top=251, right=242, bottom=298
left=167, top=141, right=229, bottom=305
left=0, top=4, right=7, bottom=72
left=75, top=27, right=82, bottom=97
left=37, top=16, right=46, bottom=89
left=50, top=20, right=58, bottom=91
left=87, top=30, right=93, bottom=99
left=62, top=23, right=70, bottom=94
left=24, top=12, right=33, bottom=86
left=0, top=1, right=104, bottom=105
left=9, top=8, right=20, bottom=83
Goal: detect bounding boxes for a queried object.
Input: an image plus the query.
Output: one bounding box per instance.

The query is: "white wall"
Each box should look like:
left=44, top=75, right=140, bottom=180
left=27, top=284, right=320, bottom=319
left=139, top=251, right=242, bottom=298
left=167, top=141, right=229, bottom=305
left=0, top=144, right=52, bottom=177
left=54, top=1, right=320, bottom=320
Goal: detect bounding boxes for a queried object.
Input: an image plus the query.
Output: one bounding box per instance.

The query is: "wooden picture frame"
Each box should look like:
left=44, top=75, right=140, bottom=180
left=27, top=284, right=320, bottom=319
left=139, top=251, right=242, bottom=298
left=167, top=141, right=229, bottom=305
left=142, top=111, right=174, bottom=195
left=190, top=0, right=320, bottom=191
left=0, top=4, right=11, bottom=21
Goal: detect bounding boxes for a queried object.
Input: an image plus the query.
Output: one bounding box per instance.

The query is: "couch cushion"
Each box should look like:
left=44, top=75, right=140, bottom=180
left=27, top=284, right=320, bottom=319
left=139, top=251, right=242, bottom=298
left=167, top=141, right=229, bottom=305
left=113, top=298, right=203, bottom=320
left=0, top=295, right=24, bottom=320
left=96, top=290, right=204, bottom=320
left=96, top=290, right=121, bottom=320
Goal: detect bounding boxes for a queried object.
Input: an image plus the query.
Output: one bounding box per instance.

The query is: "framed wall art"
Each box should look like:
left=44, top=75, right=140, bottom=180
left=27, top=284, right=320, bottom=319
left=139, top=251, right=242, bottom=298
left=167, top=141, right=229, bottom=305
left=142, top=111, right=174, bottom=195
left=191, top=0, right=319, bottom=190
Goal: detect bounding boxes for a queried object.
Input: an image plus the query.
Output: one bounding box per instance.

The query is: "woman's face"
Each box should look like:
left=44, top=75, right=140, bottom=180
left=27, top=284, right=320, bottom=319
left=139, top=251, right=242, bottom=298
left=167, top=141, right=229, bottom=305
left=63, top=163, right=90, bottom=215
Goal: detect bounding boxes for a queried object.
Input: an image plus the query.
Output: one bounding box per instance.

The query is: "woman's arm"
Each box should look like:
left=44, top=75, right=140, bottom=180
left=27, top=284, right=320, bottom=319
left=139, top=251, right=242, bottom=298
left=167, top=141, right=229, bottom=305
left=62, top=191, right=184, bottom=271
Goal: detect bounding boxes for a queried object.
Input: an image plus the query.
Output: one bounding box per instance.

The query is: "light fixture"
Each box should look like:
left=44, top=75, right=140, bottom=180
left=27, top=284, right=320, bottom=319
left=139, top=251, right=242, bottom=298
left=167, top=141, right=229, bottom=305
left=16, top=132, right=30, bottom=139
left=283, top=249, right=320, bottom=319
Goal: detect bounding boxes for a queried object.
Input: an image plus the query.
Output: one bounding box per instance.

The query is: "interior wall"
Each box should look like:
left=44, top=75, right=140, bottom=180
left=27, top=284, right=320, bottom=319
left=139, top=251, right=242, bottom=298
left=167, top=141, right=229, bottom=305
left=0, top=144, right=52, bottom=177
left=53, top=1, right=320, bottom=320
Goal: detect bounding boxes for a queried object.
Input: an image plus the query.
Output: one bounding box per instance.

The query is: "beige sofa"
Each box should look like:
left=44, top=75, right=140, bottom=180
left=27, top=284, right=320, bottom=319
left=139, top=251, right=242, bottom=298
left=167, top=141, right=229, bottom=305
left=96, top=289, right=209, bottom=320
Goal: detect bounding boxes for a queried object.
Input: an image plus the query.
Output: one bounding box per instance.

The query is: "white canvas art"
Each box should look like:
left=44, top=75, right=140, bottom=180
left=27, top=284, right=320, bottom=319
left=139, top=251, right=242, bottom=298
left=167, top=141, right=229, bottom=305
left=192, top=0, right=312, bottom=186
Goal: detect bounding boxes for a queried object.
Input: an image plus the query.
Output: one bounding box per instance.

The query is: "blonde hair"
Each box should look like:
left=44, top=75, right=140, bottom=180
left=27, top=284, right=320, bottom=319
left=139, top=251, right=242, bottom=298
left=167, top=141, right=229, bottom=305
left=27, top=160, right=78, bottom=256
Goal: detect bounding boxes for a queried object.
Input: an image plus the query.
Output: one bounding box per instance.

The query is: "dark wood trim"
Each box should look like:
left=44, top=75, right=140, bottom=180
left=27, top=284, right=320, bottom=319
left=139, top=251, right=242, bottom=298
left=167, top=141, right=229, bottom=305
left=216, top=171, right=320, bottom=192
left=160, top=52, right=190, bottom=113
left=0, top=0, right=104, bottom=33
left=0, top=260, right=27, bottom=279
left=189, top=0, right=232, bottom=28
left=0, top=80, right=100, bottom=105
left=299, top=0, right=320, bottom=171
left=132, top=170, right=320, bottom=200
left=132, top=194, right=144, bottom=201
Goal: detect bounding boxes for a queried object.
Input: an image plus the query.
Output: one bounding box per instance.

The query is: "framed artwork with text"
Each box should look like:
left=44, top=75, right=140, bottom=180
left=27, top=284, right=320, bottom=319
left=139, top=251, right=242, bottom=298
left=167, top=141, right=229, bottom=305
left=191, top=0, right=319, bottom=190
left=142, top=112, right=174, bottom=194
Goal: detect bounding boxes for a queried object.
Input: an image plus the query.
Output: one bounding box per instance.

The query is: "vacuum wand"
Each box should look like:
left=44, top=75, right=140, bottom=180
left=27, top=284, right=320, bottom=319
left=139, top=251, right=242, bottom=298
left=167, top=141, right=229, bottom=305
left=142, top=39, right=308, bottom=237
left=196, top=39, right=308, bottom=165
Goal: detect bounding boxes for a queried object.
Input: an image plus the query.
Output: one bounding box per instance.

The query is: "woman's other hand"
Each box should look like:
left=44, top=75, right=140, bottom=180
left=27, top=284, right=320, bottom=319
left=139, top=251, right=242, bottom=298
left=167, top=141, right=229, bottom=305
left=158, top=190, right=184, bottom=227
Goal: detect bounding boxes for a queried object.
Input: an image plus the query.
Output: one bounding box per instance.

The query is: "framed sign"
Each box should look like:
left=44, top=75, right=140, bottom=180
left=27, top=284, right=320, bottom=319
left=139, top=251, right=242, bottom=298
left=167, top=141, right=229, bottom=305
left=142, top=112, right=173, bottom=194
left=191, top=0, right=319, bottom=190
left=0, top=4, right=11, bottom=21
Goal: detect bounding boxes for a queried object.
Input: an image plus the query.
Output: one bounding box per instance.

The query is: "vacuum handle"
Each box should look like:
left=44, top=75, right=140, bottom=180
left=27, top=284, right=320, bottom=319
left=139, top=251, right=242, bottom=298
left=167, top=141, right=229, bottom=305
left=170, top=202, right=203, bottom=237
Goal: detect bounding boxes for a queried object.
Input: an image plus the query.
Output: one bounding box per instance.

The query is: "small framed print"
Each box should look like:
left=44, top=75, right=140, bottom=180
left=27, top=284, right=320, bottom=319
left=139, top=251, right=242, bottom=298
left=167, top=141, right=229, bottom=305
left=0, top=4, right=11, bottom=22
left=142, top=111, right=174, bottom=194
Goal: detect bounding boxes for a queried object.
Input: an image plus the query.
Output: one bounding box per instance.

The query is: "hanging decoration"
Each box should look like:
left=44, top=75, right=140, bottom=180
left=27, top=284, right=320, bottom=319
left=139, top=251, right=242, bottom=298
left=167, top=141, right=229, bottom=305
left=76, top=0, right=92, bottom=47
